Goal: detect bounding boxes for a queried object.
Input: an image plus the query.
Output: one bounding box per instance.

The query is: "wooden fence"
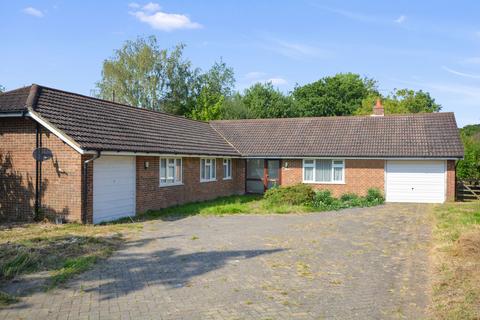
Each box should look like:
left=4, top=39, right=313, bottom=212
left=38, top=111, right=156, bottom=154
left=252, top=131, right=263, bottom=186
left=456, top=179, right=480, bottom=201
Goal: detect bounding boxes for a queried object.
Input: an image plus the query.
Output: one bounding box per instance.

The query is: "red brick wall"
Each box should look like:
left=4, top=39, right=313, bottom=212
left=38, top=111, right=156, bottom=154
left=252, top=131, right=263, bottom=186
left=281, top=159, right=385, bottom=197
left=136, top=157, right=245, bottom=213
left=0, top=117, right=83, bottom=222
left=446, top=160, right=456, bottom=202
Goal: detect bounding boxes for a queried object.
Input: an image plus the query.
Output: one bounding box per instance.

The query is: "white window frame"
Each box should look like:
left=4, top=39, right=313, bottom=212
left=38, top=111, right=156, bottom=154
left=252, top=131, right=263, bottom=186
left=159, top=157, right=183, bottom=187
left=200, top=158, right=217, bottom=182
left=223, top=158, right=232, bottom=180
left=302, top=159, right=345, bottom=184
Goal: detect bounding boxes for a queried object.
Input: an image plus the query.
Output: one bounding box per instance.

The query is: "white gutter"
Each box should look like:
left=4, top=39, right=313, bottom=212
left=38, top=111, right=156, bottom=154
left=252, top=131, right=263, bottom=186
left=0, top=112, right=25, bottom=117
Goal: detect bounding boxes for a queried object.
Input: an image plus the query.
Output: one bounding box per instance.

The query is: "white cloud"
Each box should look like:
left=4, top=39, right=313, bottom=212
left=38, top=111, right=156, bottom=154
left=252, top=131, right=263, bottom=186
left=395, top=15, right=406, bottom=24
left=267, top=78, right=288, bottom=86
left=23, top=7, right=44, bottom=18
left=442, top=66, right=480, bottom=79
left=128, top=2, right=140, bottom=8
left=130, top=2, right=202, bottom=31
left=142, top=2, right=161, bottom=12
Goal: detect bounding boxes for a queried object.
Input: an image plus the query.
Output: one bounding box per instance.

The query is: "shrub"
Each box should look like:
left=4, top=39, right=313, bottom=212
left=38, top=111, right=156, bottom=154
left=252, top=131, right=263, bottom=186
left=312, top=190, right=335, bottom=207
left=264, top=184, right=315, bottom=206
left=365, top=188, right=384, bottom=204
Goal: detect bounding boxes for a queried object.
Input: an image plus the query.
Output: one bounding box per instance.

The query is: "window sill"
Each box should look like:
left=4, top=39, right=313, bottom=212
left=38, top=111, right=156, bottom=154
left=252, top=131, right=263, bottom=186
left=159, top=182, right=183, bottom=188
left=303, top=181, right=345, bottom=185
left=200, top=179, right=217, bottom=183
left=223, top=177, right=232, bottom=181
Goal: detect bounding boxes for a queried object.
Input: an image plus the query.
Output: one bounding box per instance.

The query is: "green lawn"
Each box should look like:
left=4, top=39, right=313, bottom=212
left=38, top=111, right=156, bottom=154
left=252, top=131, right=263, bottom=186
left=430, top=201, right=480, bottom=320
left=127, top=194, right=315, bottom=222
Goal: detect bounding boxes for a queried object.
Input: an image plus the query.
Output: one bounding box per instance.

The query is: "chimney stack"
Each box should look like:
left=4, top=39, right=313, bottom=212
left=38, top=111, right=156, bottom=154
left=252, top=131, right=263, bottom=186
left=372, top=98, right=384, bottom=116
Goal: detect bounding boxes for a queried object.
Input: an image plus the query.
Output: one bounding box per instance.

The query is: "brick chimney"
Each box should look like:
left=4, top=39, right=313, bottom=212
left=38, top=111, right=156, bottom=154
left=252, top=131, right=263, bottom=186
left=372, top=98, right=384, bottom=116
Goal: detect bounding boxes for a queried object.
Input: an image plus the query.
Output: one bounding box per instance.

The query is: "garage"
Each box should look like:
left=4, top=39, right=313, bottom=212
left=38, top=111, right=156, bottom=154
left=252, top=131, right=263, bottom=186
left=385, top=160, right=446, bottom=203
left=93, top=156, right=136, bottom=223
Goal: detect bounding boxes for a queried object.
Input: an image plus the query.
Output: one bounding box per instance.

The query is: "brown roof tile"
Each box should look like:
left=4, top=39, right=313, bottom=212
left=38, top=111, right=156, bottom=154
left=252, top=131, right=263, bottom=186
left=211, top=114, right=464, bottom=158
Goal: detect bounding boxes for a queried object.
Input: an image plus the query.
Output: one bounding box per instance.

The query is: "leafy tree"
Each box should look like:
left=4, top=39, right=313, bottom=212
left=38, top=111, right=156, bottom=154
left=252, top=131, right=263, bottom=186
left=96, top=36, right=234, bottom=118
left=241, top=82, right=296, bottom=118
left=0, top=85, right=4, bottom=93
left=221, top=93, right=249, bottom=119
left=355, top=88, right=441, bottom=115
left=292, top=73, right=378, bottom=117
left=457, top=124, right=480, bottom=180
left=189, top=60, right=235, bottom=121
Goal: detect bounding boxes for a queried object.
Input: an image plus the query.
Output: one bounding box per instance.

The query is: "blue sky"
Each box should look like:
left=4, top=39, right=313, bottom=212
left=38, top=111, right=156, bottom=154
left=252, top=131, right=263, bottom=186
left=1, top=1, right=479, bottom=127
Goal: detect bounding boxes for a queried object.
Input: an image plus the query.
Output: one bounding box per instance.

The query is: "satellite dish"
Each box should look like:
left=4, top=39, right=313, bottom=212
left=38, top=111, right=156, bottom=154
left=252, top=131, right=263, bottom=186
left=33, top=148, right=53, bottom=162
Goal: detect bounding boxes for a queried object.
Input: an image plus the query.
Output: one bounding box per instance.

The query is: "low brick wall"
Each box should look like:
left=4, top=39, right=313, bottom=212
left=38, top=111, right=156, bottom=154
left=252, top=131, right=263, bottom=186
left=136, top=157, right=245, bottom=213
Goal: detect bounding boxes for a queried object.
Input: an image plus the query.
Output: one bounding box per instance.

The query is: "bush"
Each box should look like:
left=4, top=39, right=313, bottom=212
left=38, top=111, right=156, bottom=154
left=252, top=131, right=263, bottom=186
left=312, top=190, right=335, bottom=208
left=365, top=188, right=384, bottom=204
left=264, top=184, right=315, bottom=206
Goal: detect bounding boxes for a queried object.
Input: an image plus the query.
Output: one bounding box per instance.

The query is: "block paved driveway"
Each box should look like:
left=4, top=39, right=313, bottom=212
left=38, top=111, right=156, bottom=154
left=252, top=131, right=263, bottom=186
left=2, top=203, right=432, bottom=319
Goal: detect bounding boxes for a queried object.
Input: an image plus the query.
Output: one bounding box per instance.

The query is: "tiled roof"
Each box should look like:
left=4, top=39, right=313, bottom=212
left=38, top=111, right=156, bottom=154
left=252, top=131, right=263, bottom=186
left=0, top=84, right=464, bottom=158
left=0, top=85, right=239, bottom=156
left=0, top=86, right=32, bottom=112
left=211, top=113, right=464, bottom=158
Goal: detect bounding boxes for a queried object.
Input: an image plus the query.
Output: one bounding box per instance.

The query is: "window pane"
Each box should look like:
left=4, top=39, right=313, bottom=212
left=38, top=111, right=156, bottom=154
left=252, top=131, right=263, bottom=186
left=247, top=159, right=263, bottom=179
left=206, top=165, right=211, bottom=179
left=223, top=163, right=227, bottom=177
left=212, top=160, right=216, bottom=178
left=228, top=160, right=231, bottom=177
left=176, top=159, right=182, bottom=182
left=201, top=159, right=205, bottom=180
left=304, top=159, right=314, bottom=166
left=168, top=165, right=175, bottom=179
left=315, top=159, right=332, bottom=182
left=333, top=166, right=343, bottom=182
left=160, top=159, right=166, bottom=179
left=304, top=167, right=314, bottom=181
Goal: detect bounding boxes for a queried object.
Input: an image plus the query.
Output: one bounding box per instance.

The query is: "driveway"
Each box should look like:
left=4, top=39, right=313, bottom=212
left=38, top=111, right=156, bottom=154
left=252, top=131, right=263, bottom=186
left=1, top=204, right=432, bottom=319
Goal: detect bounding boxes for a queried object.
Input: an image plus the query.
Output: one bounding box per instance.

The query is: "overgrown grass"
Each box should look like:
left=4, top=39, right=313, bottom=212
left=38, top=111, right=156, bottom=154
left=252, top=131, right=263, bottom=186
left=430, top=201, right=480, bottom=319
left=0, top=291, right=18, bottom=306
left=0, top=221, right=141, bottom=305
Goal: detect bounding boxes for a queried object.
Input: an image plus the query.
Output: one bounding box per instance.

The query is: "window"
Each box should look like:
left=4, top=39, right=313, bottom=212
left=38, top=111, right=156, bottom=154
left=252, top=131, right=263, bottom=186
left=223, top=158, right=232, bottom=180
left=159, top=157, right=182, bottom=186
left=303, top=159, right=344, bottom=183
left=200, top=158, right=216, bottom=182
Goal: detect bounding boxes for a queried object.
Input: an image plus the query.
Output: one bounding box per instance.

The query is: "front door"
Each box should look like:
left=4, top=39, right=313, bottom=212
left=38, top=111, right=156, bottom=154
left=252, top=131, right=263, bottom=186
left=266, top=160, right=280, bottom=189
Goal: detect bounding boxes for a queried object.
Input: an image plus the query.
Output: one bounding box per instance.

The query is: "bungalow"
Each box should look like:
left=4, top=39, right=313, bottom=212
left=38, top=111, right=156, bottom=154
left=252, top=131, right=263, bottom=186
left=0, top=84, right=464, bottom=223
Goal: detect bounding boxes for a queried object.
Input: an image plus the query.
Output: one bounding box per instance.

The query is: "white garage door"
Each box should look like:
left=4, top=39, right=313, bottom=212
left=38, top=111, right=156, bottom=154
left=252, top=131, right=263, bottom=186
left=386, top=160, right=446, bottom=203
left=93, top=156, right=136, bottom=223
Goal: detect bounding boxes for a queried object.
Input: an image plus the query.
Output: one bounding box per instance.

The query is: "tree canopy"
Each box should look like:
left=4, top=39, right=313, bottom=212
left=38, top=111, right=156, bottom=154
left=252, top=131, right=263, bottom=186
left=457, top=124, right=480, bottom=180
left=96, top=36, right=235, bottom=119
left=95, top=37, right=444, bottom=121
left=292, top=73, right=378, bottom=117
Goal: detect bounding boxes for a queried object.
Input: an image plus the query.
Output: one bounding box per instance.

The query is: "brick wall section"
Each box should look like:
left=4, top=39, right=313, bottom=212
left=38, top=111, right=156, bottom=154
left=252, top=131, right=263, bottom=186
left=0, top=117, right=83, bottom=222
left=281, top=159, right=385, bottom=197
left=446, top=160, right=456, bottom=202
left=136, top=157, right=245, bottom=213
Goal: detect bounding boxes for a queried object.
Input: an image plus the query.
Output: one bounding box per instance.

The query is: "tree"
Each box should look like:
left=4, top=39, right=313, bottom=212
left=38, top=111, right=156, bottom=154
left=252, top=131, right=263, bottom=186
left=292, top=73, right=378, bottom=117
left=457, top=124, right=480, bottom=180
left=0, top=85, right=4, bottom=93
left=189, top=60, right=235, bottom=121
left=355, top=88, right=441, bottom=115
left=221, top=93, right=249, bottom=119
left=241, top=82, right=296, bottom=119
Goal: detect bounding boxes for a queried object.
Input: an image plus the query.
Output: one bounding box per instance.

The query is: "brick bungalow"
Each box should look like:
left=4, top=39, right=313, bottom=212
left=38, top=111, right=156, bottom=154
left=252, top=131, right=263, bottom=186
left=0, top=85, right=464, bottom=223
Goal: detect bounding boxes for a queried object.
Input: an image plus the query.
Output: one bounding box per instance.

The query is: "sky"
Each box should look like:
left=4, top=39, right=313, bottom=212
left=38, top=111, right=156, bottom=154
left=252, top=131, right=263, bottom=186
left=1, top=1, right=479, bottom=127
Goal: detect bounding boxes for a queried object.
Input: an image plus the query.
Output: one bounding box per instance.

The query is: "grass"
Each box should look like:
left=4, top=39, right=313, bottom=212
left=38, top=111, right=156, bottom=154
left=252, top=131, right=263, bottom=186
left=114, top=194, right=314, bottom=223
left=0, top=221, right=141, bottom=305
left=430, top=201, right=480, bottom=319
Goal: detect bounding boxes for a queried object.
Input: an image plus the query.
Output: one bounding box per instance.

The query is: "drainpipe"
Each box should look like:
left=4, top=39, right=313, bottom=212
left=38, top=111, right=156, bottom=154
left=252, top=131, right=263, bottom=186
left=34, top=122, right=43, bottom=220
left=82, top=151, right=101, bottom=224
